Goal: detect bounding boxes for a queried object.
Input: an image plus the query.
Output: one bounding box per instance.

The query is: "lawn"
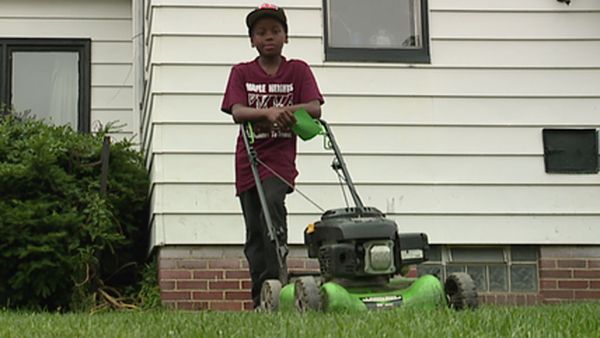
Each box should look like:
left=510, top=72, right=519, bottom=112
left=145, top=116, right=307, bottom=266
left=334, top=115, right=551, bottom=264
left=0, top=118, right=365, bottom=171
left=1, top=303, right=599, bottom=338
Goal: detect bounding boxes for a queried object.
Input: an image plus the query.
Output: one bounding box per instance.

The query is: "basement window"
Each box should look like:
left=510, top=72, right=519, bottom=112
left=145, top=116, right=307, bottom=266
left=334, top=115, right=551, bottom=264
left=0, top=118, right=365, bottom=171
left=417, top=246, right=539, bottom=293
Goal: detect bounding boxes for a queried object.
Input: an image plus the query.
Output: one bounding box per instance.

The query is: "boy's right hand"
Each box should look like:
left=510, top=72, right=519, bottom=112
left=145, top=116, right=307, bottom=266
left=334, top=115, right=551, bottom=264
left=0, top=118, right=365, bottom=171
left=265, top=107, right=297, bottom=129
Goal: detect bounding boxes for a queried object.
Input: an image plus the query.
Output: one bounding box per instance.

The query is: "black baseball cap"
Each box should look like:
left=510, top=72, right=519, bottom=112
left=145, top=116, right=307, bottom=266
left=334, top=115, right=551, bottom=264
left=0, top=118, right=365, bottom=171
left=246, top=3, right=288, bottom=36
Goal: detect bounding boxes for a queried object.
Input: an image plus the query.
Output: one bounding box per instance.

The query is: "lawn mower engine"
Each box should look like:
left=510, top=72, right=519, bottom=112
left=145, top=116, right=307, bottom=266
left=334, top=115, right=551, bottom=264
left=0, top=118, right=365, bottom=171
left=305, top=206, right=429, bottom=284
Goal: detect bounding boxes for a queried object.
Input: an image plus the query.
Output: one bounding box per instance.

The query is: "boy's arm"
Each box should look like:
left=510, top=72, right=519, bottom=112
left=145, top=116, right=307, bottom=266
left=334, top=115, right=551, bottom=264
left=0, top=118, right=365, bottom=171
left=232, top=99, right=321, bottom=126
left=231, top=104, right=296, bottom=127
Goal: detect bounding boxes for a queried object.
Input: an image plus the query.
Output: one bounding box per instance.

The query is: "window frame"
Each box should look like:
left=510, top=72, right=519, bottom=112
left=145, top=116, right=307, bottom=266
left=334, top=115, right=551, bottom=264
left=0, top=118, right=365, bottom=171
left=323, top=0, right=431, bottom=63
left=0, top=38, right=91, bottom=132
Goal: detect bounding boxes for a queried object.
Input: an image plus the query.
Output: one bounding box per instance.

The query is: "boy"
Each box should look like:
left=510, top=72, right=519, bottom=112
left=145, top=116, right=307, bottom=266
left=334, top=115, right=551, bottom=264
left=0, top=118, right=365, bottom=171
left=221, top=3, right=324, bottom=308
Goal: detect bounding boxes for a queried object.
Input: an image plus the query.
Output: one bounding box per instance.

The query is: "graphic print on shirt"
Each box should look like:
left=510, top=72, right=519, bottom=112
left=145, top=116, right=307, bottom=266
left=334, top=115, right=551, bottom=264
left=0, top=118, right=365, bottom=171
left=246, top=82, right=294, bottom=139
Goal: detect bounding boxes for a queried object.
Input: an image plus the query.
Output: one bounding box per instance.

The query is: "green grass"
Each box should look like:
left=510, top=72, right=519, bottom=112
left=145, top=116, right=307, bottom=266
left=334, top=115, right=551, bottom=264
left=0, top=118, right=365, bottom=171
left=1, top=303, right=599, bottom=338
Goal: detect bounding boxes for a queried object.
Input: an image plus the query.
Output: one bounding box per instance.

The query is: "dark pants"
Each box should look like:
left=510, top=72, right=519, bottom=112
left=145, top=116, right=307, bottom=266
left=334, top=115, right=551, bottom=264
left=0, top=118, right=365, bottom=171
left=239, top=177, right=289, bottom=308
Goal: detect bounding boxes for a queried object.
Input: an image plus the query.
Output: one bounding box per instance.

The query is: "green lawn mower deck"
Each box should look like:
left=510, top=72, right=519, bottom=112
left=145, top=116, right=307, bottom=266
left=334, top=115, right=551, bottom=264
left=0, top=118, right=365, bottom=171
left=278, top=275, right=446, bottom=312
left=242, top=119, right=479, bottom=313
left=262, top=272, right=478, bottom=312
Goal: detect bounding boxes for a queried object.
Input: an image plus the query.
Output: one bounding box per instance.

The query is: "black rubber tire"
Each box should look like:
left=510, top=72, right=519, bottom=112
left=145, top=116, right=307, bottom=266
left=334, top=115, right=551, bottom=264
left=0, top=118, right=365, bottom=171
left=445, top=272, right=479, bottom=310
left=294, top=276, right=322, bottom=312
left=259, top=279, right=282, bottom=312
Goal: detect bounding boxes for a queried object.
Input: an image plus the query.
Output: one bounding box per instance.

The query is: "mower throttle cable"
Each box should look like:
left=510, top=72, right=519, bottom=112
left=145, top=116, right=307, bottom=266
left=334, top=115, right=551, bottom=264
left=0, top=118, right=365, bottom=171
left=335, top=167, right=350, bottom=209
left=255, top=157, right=325, bottom=213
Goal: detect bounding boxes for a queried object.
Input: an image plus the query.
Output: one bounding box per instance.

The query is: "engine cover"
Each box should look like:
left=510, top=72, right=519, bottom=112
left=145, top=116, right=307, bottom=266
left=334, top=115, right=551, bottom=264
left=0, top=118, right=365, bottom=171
left=305, top=207, right=398, bottom=258
left=305, top=207, right=431, bottom=281
left=305, top=207, right=400, bottom=279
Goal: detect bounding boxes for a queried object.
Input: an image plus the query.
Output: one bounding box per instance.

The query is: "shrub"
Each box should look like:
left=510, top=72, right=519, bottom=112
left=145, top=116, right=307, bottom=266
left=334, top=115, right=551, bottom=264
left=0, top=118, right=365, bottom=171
left=136, top=260, right=162, bottom=310
left=0, top=115, right=149, bottom=311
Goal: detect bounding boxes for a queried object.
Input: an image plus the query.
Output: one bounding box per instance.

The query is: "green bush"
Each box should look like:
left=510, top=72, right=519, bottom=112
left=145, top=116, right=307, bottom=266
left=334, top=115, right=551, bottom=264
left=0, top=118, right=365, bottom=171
left=136, top=260, right=162, bottom=310
left=0, top=115, right=149, bottom=311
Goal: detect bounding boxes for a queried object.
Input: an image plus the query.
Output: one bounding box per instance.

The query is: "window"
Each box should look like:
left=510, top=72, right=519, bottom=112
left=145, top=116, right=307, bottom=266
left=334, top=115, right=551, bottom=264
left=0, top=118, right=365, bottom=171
left=418, top=246, right=539, bottom=293
left=543, top=129, right=599, bottom=174
left=323, top=0, right=430, bottom=63
left=0, top=39, right=91, bottom=132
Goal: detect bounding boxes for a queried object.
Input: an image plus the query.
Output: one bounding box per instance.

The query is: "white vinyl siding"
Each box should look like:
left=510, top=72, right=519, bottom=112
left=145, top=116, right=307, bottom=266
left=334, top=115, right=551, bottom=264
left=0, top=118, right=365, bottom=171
left=149, top=64, right=600, bottom=96
left=150, top=214, right=600, bottom=245
left=0, top=0, right=135, bottom=139
left=143, top=0, right=600, bottom=248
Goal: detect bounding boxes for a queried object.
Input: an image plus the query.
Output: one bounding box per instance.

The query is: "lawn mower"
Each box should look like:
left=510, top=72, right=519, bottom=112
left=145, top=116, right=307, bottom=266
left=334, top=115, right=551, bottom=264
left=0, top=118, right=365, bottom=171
left=241, top=111, right=479, bottom=313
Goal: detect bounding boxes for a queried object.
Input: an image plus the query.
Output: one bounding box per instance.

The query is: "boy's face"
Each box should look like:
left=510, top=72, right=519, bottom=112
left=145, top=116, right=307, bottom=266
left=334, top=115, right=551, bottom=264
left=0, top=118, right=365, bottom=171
left=250, top=17, right=288, bottom=57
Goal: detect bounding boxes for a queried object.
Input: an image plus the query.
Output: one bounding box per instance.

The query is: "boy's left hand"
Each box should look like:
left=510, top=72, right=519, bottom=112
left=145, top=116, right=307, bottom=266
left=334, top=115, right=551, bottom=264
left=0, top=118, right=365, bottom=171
left=266, top=107, right=296, bottom=129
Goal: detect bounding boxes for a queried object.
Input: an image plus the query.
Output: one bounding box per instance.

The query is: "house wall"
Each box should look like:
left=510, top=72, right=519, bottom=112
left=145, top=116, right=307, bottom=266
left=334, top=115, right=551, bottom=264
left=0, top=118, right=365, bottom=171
left=143, top=0, right=600, bottom=309
left=144, top=0, right=600, bottom=248
left=0, top=0, right=136, bottom=141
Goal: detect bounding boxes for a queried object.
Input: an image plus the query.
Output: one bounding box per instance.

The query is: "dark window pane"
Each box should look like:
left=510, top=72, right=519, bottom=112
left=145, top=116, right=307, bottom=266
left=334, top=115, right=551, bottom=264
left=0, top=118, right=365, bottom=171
left=466, top=265, right=486, bottom=292
left=328, top=0, right=421, bottom=49
left=451, top=247, right=505, bottom=262
left=489, top=265, right=508, bottom=292
left=417, top=264, right=443, bottom=279
left=511, top=246, right=538, bottom=262
left=543, top=129, right=599, bottom=174
left=510, top=265, right=538, bottom=292
left=427, top=245, right=442, bottom=262
left=11, top=51, right=79, bottom=128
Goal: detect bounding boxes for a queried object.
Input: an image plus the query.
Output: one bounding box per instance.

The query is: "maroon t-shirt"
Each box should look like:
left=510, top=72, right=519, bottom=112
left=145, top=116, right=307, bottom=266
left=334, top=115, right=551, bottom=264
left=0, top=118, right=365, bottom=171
left=221, top=57, right=324, bottom=195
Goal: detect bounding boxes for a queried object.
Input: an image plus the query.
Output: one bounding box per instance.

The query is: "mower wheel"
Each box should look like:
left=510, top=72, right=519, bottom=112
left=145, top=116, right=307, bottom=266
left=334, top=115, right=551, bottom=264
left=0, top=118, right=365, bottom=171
left=294, top=276, right=322, bottom=312
left=259, top=279, right=282, bottom=312
left=444, top=272, right=478, bottom=310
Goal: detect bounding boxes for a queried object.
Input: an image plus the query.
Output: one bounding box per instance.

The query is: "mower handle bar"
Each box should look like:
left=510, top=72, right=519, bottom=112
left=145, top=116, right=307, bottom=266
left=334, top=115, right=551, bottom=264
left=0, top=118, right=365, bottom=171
left=319, top=119, right=366, bottom=212
left=240, top=123, right=289, bottom=284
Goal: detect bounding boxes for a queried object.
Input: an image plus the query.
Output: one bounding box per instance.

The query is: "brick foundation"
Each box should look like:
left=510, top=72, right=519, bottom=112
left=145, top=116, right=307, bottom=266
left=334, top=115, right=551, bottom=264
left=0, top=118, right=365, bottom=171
left=479, top=294, right=540, bottom=306
left=539, top=246, right=600, bottom=304
left=157, top=245, right=319, bottom=311
left=157, top=245, right=600, bottom=311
